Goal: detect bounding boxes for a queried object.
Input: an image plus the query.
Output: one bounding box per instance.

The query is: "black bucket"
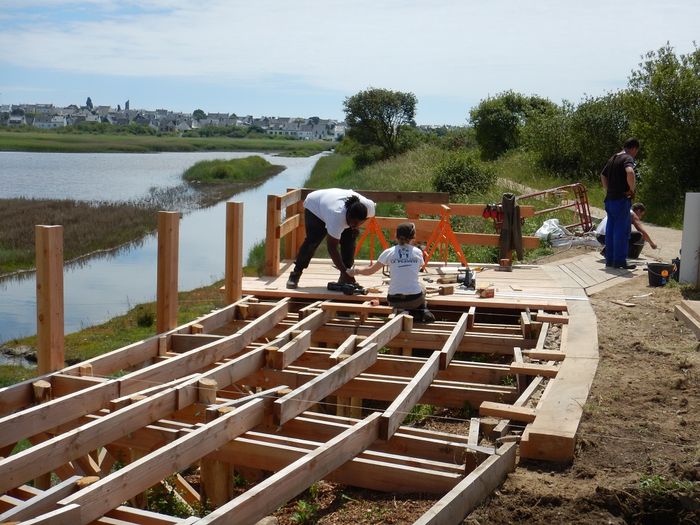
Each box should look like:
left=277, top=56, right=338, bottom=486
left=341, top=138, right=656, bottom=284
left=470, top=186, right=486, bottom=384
left=647, top=262, right=675, bottom=287
left=628, top=241, right=644, bottom=259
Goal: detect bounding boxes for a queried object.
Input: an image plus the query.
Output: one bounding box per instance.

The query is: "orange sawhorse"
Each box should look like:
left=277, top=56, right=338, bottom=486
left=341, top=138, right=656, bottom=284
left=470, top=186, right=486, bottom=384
left=423, top=205, right=468, bottom=268
left=354, top=216, right=389, bottom=263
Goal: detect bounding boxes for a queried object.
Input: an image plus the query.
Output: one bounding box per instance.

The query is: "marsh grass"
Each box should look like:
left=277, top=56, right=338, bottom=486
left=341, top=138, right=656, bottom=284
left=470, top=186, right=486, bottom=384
left=0, top=197, right=160, bottom=274
left=0, top=130, right=332, bottom=156
left=183, top=156, right=284, bottom=184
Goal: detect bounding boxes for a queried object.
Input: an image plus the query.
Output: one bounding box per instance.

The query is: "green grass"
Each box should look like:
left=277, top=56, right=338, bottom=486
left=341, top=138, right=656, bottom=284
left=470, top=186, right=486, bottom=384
left=0, top=130, right=332, bottom=156
left=183, top=156, right=284, bottom=184
left=0, top=280, right=227, bottom=386
left=491, top=149, right=606, bottom=210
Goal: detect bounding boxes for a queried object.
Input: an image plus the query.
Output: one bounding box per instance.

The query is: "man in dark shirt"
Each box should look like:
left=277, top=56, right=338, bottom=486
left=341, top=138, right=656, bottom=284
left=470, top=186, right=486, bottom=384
left=600, top=138, right=639, bottom=269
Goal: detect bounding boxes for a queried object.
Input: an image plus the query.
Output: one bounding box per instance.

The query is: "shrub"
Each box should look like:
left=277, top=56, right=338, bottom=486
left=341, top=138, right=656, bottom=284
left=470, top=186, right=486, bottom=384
left=432, top=152, right=496, bottom=197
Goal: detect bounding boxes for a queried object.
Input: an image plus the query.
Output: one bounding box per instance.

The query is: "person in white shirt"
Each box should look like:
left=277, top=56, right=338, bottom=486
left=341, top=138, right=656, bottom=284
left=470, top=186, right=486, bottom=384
left=348, top=222, right=435, bottom=323
left=596, top=202, right=657, bottom=257
left=286, top=188, right=376, bottom=289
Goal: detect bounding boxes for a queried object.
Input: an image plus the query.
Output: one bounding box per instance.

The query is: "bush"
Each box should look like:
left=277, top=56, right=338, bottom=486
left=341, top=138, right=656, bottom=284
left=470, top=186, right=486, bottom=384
left=136, top=306, right=154, bottom=327
left=432, top=152, right=496, bottom=197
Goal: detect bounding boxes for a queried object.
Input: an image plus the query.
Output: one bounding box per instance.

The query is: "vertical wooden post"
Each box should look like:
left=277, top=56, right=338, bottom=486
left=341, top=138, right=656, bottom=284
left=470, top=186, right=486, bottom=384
left=264, top=195, right=281, bottom=276
left=32, top=379, right=53, bottom=489
left=35, top=225, right=64, bottom=375
left=225, top=201, right=244, bottom=304
left=157, top=211, right=180, bottom=333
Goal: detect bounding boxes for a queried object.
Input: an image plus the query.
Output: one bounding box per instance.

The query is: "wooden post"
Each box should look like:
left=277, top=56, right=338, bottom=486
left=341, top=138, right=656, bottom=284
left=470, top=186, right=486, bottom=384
left=264, top=195, right=281, bottom=276
left=32, top=379, right=53, bottom=489
left=156, top=211, right=180, bottom=333
left=35, top=225, right=64, bottom=375
left=225, top=201, right=244, bottom=304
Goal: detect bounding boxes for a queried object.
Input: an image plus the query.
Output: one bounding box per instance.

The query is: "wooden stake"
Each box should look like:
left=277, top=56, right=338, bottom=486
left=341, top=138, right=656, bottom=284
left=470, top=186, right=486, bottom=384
left=225, top=201, right=244, bottom=304
left=156, top=211, right=180, bottom=333
left=35, top=225, right=64, bottom=375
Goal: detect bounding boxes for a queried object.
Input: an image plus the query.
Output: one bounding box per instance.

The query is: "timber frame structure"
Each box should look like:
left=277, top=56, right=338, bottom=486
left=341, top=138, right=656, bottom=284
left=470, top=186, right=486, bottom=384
left=0, top=190, right=597, bottom=525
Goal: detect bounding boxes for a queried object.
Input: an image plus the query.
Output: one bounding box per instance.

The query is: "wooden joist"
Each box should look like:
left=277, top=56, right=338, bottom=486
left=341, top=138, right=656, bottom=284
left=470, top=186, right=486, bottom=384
left=479, top=401, right=537, bottom=423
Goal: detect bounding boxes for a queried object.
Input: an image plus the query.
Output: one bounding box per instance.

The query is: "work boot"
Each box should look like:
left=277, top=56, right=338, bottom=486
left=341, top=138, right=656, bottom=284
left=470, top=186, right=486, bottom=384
left=337, top=272, right=355, bottom=285
left=286, top=271, right=301, bottom=289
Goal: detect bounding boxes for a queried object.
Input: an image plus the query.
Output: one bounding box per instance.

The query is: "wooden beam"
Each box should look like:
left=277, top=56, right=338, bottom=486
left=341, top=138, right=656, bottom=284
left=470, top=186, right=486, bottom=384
left=264, top=194, right=281, bottom=276
left=19, top=503, right=80, bottom=524
left=274, top=344, right=378, bottom=425
left=357, top=313, right=406, bottom=351
left=439, top=313, right=469, bottom=369
left=380, top=352, right=440, bottom=440
left=156, top=211, right=180, bottom=333
left=224, top=201, right=244, bottom=304
left=199, top=413, right=381, bottom=525
left=0, top=475, right=85, bottom=523
left=509, top=362, right=559, bottom=378
left=413, top=443, right=517, bottom=525
left=267, top=330, right=311, bottom=370
left=35, top=225, right=64, bottom=374
left=58, top=399, right=268, bottom=525
left=479, top=401, right=536, bottom=423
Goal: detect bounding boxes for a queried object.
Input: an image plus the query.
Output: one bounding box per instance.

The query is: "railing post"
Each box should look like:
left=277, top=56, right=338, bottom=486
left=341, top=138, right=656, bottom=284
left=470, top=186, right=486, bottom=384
left=35, top=225, right=64, bottom=375
left=156, top=211, right=180, bottom=333
left=264, top=195, right=281, bottom=276
left=225, top=201, right=244, bottom=303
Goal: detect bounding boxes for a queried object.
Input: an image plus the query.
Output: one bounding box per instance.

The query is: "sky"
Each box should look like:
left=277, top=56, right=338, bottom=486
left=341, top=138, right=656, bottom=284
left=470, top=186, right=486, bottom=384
left=0, top=1, right=698, bottom=125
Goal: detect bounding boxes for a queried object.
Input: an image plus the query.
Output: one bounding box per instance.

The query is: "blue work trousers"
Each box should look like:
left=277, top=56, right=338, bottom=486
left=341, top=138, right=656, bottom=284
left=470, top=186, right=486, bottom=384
left=604, top=198, right=632, bottom=266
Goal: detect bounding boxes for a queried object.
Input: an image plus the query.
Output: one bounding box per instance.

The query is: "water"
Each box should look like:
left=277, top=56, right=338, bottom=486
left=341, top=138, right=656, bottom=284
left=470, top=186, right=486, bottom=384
left=0, top=151, right=321, bottom=344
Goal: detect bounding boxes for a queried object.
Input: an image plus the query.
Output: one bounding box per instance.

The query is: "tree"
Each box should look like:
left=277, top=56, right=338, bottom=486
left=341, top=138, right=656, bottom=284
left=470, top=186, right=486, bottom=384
left=86, top=97, right=93, bottom=110
left=343, top=88, right=417, bottom=159
left=469, top=91, right=554, bottom=160
left=193, top=109, right=206, bottom=121
left=626, top=43, right=700, bottom=224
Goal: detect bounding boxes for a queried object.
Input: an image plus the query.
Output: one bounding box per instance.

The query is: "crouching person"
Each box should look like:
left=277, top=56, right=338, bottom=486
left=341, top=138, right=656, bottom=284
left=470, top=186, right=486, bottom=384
left=347, top=222, right=435, bottom=323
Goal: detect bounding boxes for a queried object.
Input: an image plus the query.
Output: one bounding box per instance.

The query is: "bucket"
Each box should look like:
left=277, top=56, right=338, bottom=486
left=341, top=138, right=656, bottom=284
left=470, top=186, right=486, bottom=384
left=647, top=262, right=675, bottom=287
left=628, top=241, right=644, bottom=259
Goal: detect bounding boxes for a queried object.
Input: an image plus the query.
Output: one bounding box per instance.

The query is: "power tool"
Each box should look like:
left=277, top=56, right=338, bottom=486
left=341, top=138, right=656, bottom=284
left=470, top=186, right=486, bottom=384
left=327, top=282, right=368, bottom=295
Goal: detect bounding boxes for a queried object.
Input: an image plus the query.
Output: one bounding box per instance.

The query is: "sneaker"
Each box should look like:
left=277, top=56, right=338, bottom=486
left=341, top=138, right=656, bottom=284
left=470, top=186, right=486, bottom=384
left=615, top=263, right=636, bottom=270
left=421, top=309, right=436, bottom=323
left=286, top=271, right=301, bottom=289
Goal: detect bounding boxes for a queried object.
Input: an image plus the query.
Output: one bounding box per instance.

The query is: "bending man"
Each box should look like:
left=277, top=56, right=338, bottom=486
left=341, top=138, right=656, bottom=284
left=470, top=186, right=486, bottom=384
left=286, top=188, right=375, bottom=289
left=596, top=203, right=657, bottom=257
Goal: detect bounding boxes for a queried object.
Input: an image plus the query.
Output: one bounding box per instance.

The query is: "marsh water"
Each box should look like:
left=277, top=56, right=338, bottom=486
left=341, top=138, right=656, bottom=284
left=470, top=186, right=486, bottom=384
left=0, top=151, right=321, bottom=345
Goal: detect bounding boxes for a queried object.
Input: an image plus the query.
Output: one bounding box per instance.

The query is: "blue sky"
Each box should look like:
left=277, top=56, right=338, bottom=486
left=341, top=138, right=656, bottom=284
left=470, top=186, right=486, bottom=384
left=0, top=0, right=698, bottom=125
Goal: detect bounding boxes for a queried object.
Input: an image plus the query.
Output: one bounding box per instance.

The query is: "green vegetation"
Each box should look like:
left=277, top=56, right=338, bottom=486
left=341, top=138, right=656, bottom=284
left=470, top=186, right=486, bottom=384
left=639, top=474, right=695, bottom=495
left=0, top=130, right=332, bottom=156
left=342, top=87, right=418, bottom=164
left=290, top=499, right=319, bottom=524
left=183, top=156, right=284, bottom=184
left=0, top=198, right=159, bottom=275
left=0, top=280, right=227, bottom=386
left=402, top=403, right=434, bottom=425
left=432, top=151, right=496, bottom=197
left=467, top=44, right=699, bottom=227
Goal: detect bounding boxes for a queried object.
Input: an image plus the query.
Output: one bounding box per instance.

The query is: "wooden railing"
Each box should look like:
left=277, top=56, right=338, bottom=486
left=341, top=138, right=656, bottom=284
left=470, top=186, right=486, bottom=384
left=264, top=189, right=538, bottom=276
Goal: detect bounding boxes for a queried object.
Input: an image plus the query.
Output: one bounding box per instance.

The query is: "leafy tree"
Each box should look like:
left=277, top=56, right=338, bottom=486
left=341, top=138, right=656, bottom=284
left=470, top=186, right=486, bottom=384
left=469, top=91, right=554, bottom=160
left=193, top=109, right=206, bottom=121
left=521, top=102, right=579, bottom=177
left=343, top=87, right=417, bottom=160
left=85, top=97, right=93, bottom=110
left=626, top=43, right=700, bottom=224
left=569, top=92, right=630, bottom=176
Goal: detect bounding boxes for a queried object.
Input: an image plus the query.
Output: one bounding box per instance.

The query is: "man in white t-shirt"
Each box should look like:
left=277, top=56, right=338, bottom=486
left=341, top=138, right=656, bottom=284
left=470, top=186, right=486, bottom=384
left=596, top=202, right=657, bottom=257
left=348, top=222, right=435, bottom=323
left=286, top=188, right=376, bottom=289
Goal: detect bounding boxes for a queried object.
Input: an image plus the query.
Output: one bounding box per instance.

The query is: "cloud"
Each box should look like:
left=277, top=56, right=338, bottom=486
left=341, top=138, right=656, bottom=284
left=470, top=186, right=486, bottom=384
left=0, top=0, right=698, bottom=103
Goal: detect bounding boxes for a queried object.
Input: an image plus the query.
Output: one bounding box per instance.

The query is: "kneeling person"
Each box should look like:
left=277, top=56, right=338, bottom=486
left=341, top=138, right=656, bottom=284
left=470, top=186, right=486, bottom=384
left=348, top=222, right=434, bottom=323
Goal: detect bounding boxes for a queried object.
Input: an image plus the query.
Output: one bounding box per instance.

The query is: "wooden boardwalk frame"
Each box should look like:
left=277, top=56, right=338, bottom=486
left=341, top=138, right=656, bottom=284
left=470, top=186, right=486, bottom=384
left=0, top=190, right=601, bottom=524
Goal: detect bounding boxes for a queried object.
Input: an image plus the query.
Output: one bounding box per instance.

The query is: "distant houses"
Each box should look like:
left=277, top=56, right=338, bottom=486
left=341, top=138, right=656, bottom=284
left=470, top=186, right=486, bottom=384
left=0, top=102, right=344, bottom=140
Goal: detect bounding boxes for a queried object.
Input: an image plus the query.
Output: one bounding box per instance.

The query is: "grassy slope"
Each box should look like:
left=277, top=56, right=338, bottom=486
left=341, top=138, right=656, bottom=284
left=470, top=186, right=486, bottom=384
left=0, top=130, right=332, bottom=155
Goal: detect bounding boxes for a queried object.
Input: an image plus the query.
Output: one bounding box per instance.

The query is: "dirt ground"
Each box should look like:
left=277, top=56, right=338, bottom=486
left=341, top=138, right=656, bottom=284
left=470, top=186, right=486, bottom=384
left=268, top=248, right=699, bottom=524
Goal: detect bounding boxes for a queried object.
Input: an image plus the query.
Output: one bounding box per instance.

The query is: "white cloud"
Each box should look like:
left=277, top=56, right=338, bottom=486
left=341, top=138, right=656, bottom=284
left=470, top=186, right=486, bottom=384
left=0, top=0, right=698, bottom=103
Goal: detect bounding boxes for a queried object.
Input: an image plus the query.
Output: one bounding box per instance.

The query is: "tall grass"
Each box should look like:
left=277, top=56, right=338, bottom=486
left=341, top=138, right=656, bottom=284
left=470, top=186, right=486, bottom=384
left=183, top=156, right=284, bottom=184
left=491, top=149, right=606, bottom=209
left=0, top=130, right=333, bottom=156
left=0, top=198, right=159, bottom=274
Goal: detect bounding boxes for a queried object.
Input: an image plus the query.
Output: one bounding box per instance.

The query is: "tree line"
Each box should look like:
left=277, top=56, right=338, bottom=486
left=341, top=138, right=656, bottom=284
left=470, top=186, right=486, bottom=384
left=342, top=44, right=699, bottom=225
